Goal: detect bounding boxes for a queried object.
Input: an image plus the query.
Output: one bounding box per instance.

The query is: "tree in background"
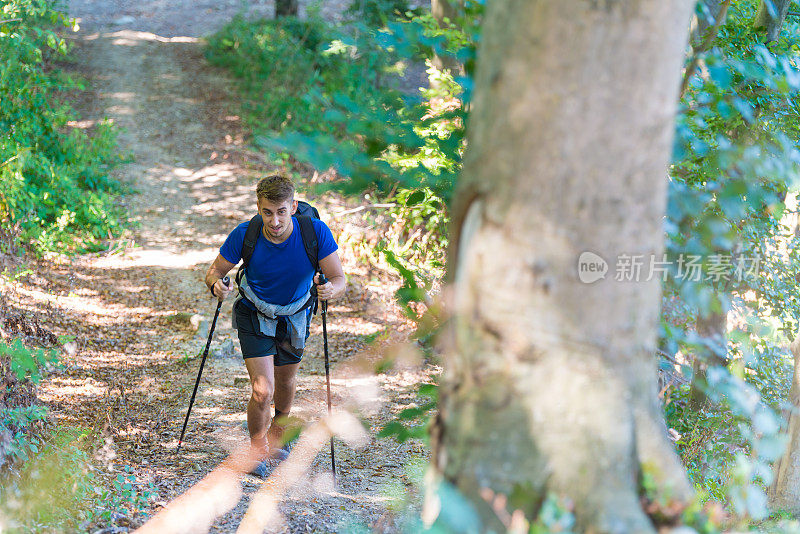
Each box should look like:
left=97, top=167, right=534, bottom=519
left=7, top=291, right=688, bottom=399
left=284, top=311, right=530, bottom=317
left=430, top=0, right=464, bottom=78
left=769, top=336, right=800, bottom=513
left=429, top=1, right=695, bottom=531
left=275, top=0, right=298, bottom=18
left=693, top=0, right=723, bottom=42
left=753, top=0, right=791, bottom=42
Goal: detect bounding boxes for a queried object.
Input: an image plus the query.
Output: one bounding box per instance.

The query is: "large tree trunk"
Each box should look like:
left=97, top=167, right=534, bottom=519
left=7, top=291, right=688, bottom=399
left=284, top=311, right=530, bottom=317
left=431, top=1, right=694, bottom=531
left=753, top=0, right=791, bottom=43
left=769, top=336, right=800, bottom=513
left=275, top=0, right=298, bottom=18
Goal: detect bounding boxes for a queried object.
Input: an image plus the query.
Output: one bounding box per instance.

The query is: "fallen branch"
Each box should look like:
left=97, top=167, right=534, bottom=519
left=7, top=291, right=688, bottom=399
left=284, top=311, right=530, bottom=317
left=0, top=154, right=21, bottom=169
left=336, top=203, right=396, bottom=216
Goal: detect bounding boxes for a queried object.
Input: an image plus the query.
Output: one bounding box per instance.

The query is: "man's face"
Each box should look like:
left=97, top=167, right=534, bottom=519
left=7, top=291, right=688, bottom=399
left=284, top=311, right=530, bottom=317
left=257, top=197, right=298, bottom=240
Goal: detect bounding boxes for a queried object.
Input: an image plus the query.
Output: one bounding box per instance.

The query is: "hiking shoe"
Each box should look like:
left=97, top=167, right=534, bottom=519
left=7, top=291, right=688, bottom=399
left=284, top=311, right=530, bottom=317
left=248, top=448, right=289, bottom=478
left=269, top=447, right=289, bottom=463
left=249, top=460, right=269, bottom=478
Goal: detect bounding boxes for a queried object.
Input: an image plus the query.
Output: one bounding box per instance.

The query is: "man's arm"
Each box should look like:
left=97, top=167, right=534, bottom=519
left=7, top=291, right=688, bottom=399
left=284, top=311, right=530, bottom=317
left=315, top=251, right=346, bottom=300
left=205, top=254, right=236, bottom=299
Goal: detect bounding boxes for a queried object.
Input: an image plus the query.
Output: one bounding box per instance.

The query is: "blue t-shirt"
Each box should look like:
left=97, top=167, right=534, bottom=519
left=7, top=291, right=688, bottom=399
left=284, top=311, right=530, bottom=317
left=220, top=217, right=338, bottom=306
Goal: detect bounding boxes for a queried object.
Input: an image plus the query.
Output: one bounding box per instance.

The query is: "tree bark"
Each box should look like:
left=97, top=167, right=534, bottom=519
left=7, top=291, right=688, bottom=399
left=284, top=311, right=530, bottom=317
left=769, top=336, right=800, bottom=513
left=275, top=0, right=298, bottom=18
left=432, top=1, right=694, bottom=531
left=431, top=0, right=465, bottom=78
left=753, top=0, right=791, bottom=43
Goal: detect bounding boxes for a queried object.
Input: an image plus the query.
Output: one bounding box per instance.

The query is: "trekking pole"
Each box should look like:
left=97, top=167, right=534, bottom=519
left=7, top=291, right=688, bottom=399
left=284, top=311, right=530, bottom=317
left=177, top=276, right=229, bottom=453
left=317, top=272, right=336, bottom=479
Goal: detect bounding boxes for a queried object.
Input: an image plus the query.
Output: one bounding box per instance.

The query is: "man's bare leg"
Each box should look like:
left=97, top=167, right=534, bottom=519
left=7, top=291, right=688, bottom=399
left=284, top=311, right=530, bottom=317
left=244, top=355, right=276, bottom=457
left=270, top=362, right=300, bottom=447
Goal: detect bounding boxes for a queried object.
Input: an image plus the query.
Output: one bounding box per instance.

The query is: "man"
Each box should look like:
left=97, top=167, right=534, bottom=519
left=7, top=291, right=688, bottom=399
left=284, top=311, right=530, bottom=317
left=205, top=175, right=346, bottom=476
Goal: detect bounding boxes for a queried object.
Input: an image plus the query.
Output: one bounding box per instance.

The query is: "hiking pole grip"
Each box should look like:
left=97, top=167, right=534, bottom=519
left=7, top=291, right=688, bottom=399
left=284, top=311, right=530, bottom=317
left=317, top=272, right=328, bottom=315
left=177, top=276, right=229, bottom=452
left=216, top=276, right=231, bottom=300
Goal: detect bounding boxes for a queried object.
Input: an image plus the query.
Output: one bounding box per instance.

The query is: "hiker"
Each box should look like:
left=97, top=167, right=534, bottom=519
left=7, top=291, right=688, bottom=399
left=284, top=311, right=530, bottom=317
left=204, top=175, right=345, bottom=476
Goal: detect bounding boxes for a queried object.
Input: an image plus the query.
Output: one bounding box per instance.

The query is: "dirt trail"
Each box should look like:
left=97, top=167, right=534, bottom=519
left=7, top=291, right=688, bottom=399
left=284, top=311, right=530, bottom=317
left=6, top=2, right=432, bottom=531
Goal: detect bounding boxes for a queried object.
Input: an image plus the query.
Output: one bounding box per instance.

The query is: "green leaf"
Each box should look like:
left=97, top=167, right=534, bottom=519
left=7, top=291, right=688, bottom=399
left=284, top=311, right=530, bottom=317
left=405, top=190, right=425, bottom=206
left=418, top=383, right=438, bottom=399
left=8, top=341, right=36, bottom=380
left=398, top=406, right=425, bottom=420
left=45, top=32, right=57, bottom=50
left=378, top=421, right=405, bottom=439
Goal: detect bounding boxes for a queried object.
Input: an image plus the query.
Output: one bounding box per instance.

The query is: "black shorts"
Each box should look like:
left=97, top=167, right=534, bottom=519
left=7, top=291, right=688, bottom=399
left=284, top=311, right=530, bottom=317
left=234, top=299, right=310, bottom=366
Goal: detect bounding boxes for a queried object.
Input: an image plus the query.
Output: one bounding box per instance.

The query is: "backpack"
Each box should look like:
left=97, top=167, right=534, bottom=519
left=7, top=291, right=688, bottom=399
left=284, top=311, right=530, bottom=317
left=235, top=200, right=322, bottom=313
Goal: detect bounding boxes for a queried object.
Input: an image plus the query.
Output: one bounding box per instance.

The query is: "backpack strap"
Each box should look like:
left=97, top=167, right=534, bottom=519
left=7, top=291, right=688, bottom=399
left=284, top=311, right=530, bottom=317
left=296, top=200, right=320, bottom=220
left=296, top=216, right=319, bottom=272
left=296, top=215, right=320, bottom=315
left=241, top=214, right=263, bottom=269
left=236, top=214, right=263, bottom=290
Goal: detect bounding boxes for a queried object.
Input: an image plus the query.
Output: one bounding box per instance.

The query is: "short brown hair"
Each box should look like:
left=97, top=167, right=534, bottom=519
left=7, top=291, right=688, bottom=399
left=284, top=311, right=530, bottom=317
left=256, top=175, right=295, bottom=203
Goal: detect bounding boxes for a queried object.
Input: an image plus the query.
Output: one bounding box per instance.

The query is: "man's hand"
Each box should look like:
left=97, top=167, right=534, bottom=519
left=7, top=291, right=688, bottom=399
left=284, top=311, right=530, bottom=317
left=314, top=273, right=335, bottom=300
left=213, top=277, right=232, bottom=301
left=315, top=252, right=346, bottom=301
left=314, top=272, right=345, bottom=301
left=205, top=254, right=236, bottom=300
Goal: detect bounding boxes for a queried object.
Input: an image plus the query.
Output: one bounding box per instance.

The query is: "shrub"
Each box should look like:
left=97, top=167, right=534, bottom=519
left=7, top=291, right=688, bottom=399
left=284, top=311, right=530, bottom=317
left=0, top=0, right=123, bottom=254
